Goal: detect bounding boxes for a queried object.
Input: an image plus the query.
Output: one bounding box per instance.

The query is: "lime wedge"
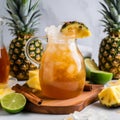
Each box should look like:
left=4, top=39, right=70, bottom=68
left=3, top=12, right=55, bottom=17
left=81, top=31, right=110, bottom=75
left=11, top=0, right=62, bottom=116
left=1, top=93, right=26, bottom=114
left=84, top=58, right=113, bottom=84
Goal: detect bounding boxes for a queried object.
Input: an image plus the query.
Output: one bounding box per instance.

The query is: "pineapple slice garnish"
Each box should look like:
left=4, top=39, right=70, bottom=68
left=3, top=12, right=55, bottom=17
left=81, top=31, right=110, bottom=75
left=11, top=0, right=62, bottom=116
left=60, top=21, right=91, bottom=39
left=26, top=69, right=41, bottom=90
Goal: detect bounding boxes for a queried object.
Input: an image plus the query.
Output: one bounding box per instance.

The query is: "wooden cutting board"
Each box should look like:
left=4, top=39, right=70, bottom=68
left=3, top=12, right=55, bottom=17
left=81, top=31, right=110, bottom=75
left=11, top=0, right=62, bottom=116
left=12, top=84, right=103, bottom=114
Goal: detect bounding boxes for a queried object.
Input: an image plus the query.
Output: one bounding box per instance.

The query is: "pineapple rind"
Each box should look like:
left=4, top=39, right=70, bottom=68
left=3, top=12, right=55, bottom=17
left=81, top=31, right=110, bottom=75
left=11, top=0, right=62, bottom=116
left=99, top=35, right=120, bottom=79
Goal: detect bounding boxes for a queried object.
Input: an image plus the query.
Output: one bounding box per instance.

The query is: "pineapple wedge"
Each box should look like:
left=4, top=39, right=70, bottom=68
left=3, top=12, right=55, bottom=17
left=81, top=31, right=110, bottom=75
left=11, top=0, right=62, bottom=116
left=26, top=70, right=41, bottom=90
left=98, top=85, right=120, bottom=107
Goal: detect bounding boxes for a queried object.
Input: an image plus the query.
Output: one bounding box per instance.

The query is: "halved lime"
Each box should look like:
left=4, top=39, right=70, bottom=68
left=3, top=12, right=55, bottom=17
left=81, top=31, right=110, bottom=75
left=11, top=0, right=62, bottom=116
left=90, top=71, right=113, bottom=84
left=1, top=93, right=26, bottom=114
left=84, top=58, right=113, bottom=84
left=84, top=58, right=99, bottom=79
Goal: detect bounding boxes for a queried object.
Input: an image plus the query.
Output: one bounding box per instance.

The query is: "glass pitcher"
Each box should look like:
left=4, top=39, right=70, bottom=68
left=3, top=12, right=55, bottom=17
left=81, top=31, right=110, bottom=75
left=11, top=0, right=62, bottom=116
left=0, top=18, right=10, bottom=85
left=25, top=27, right=86, bottom=99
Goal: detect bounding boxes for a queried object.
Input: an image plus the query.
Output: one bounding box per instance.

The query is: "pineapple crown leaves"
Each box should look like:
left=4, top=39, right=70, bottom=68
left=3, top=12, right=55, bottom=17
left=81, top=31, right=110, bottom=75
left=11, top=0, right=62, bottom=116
left=99, top=0, right=120, bottom=34
left=5, top=0, right=41, bottom=37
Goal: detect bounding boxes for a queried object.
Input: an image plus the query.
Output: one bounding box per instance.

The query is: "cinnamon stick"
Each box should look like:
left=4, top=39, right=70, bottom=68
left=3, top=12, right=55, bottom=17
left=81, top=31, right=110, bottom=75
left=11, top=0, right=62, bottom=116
left=12, top=84, right=42, bottom=106
left=84, top=84, right=92, bottom=91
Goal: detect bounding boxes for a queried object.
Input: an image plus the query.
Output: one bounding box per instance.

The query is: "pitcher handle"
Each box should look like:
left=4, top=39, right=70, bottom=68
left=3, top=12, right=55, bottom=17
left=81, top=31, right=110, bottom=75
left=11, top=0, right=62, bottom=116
left=24, top=37, right=44, bottom=68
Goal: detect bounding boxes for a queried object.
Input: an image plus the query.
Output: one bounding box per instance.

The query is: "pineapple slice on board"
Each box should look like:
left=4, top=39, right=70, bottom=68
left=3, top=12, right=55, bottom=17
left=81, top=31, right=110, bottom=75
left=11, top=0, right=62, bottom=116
left=98, top=85, right=120, bottom=107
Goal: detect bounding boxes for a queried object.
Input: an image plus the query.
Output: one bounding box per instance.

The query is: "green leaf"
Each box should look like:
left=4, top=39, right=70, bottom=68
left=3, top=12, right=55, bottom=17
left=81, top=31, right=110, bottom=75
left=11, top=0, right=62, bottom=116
left=100, top=19, right=109, bottom=25
left=100, top=2, right=109, bottom=12
left=99, top=2, right=113, bottom=21
left=116, top=0, right=120, bottom=13
left=11, top=14, right=24, bottom=29
left=19, top=0, right=31, bottom=17
left=7, top=22, right=16, bottom=28
left=6, top=10, right=14, bottom=19
left=100, top=10, right=114, bottom=24
left=4, top=17, right=16, bottom=26
left=30, top=0, right=39, bottom=11
left=5, top=0, right=41, bottom=35
left=115, top=15, right=120, bottom=23
left=104, top=0, right=111, bottom=8
left=102, top=0, right=119, bottom=23
left=110, top=6, right=118, bottom=22
left=20, top=0, right=40, bottom=26
left=26, top=10, right=41, bottom=26
left=110, top=0, right=117, bottom=9
left=23, top=6, right=37, bottom=25
left=28, top=19, right=40, bottom=29
left=13, top=0, right=22, bottom=6
left=6, top=0, right=18, bottom=14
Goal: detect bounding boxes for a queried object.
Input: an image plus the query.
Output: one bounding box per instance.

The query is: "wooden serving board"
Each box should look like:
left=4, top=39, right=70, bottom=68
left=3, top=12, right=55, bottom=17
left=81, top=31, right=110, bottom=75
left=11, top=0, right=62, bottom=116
left=12, top=84, right=103, bottom=114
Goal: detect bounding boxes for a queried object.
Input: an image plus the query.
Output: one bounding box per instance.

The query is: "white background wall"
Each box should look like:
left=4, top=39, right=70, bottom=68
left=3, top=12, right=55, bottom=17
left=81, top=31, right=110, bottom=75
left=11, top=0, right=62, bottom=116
left=0, top=0, right=106, bottom=63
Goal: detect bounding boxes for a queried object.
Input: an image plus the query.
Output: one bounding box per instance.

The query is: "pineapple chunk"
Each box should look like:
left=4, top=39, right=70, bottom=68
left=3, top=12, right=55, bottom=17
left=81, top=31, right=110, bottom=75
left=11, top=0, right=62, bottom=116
left=0, top=84, right=8, bottom=89
left=0, top=88, right=14, bottom=100
left=98, top=85, right=120, bottom=107
left=27, top=70, right=41, bottom=90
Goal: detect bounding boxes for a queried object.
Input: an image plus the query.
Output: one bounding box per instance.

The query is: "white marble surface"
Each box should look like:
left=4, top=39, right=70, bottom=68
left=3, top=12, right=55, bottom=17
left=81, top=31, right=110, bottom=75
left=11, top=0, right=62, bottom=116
left=1, top=101, right=120, bottom=120
left=0, top=109, right=66, bottom=120
left=0, top=0, right=106, bottom=63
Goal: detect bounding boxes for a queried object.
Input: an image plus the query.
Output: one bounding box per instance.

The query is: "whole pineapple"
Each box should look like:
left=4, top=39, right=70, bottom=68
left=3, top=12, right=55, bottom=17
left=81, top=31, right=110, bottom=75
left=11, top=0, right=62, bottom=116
left=99, top=0, right=120, bottom=79
left=6, top=0, right=43, bottom=80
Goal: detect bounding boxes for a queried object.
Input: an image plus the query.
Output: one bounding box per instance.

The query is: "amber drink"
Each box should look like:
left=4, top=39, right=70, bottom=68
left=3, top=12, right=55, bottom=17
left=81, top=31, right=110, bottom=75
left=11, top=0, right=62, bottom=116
left=0, top=47, right=10, bottom=84
left=24, top=23, right=91, bottom=99
left=39, top=34, right=86, bottom=99
left=0, top=18, right=10, bottom=85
